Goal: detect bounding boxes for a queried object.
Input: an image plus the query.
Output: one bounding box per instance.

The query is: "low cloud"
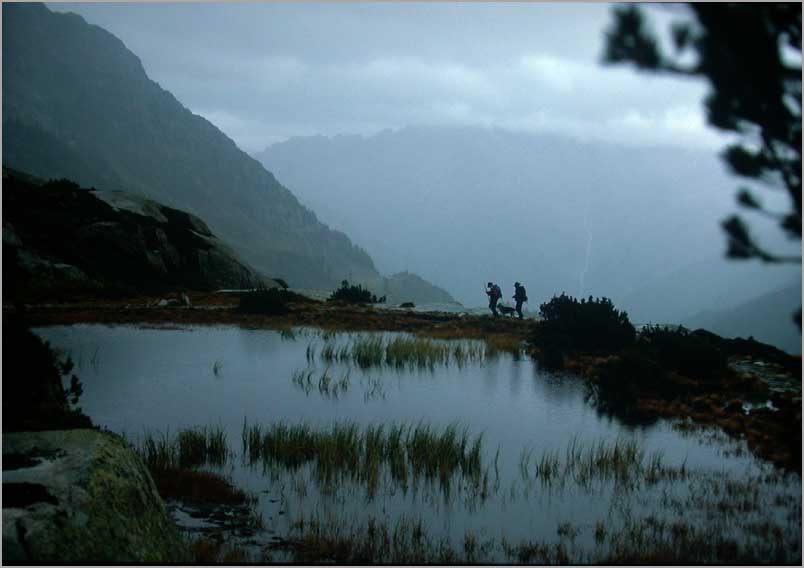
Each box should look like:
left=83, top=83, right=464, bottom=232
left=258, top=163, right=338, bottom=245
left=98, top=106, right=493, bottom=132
left=51, top=2, right=731, bottom=154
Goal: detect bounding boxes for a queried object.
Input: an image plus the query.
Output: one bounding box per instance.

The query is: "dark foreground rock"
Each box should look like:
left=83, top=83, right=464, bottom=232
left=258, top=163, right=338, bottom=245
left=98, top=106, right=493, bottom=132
left=2, top=429, right=191, bottom=563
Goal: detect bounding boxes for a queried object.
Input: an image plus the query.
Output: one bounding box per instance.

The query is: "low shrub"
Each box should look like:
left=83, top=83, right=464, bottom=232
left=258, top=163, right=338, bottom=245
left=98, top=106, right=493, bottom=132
left=329, top=280, right=386, bottom=304
left=637, top=325, right=728, bottom=381
left=2, top=314, right=92, bottom=432
left=237, top=286, right=303, bottom=315
left=531, top=294, right=635, bottom=365
left=589, top=325, right=733, bottom=422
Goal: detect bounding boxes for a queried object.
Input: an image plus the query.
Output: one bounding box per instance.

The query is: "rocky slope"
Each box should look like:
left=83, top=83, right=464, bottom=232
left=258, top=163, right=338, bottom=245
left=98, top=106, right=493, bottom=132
left=3, top=169, right=269, bottom=299
left=3, top=3, right=455, bottom=303
left=0, top=4, right=431, bottom=300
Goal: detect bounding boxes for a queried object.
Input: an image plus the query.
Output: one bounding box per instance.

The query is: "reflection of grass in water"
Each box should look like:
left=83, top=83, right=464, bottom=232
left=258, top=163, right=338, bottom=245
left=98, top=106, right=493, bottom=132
left=315, top=335, right=487, bottom=370
left=162, top=419, right=797, bottom=564
left=241, top=419, right=485, bottom=494
left=275, top=502, right=800, bottom=565
left=278, top=327, right=298, bottom=341
left=485, top=335, right=523, bottom=357
left=519, top=437, right=673, bottom=489
left=284, top=513, right=498, bottom=564
left=130, top=427, right=249, bottom=508
left=292, top=368, right=350, bottom=398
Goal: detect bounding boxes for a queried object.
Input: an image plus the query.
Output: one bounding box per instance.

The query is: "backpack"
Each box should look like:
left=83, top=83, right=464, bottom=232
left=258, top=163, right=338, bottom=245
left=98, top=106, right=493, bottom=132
left=492, top=284, right=502, bottom=299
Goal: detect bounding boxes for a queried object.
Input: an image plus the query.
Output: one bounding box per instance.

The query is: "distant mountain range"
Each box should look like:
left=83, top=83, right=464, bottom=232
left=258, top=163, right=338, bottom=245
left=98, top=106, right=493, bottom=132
left=256, top=125, right=801, bottom=327
left=2, top=3, right=454, bottom=305
left=684, top=281, right=802, bottom=355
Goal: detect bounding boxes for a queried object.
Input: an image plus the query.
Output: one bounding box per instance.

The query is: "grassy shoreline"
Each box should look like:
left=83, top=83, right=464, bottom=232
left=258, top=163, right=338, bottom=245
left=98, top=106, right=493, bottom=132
left=132, top=421, right=801, bottom=564
left=13, top=291, right=531, bottom=345
left=12, top=291, right=801, bottom=472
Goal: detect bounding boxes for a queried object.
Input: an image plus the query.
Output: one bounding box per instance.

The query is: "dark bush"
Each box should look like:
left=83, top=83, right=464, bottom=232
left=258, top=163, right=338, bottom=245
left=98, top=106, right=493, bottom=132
left=329, top=280, right=386, bottom=304
left=588, top=326, right=732, bottom=423
left=41, top=178, right=81, bottom=191
left=638, top=325, right=728, bottom=381
left=531, top=294, right=635, bottom=363
left=2, top=315, right=92, bottom=432
left=237, top=286, right=303, bottom=315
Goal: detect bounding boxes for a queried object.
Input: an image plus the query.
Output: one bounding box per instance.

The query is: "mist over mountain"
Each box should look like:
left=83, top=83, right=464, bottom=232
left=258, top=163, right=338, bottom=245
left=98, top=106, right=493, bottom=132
left=2, top=3, right=453, bottom=304
left=684, top=281, right=802, bottom=355
left=257, top=125, right=800, bottom=322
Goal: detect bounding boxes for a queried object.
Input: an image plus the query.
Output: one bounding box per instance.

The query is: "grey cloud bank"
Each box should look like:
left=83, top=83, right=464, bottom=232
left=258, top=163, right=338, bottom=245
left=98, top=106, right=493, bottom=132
left=49, top=2, right=728, bottom=153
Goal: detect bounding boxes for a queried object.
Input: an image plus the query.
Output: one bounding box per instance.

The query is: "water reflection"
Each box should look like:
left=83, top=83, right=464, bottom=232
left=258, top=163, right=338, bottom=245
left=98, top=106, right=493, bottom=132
left=34, top=324, right=800, bottom=560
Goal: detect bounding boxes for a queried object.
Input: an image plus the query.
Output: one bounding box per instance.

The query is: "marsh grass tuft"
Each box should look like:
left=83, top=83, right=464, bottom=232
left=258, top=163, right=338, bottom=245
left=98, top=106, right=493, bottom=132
left=136, top=425, right=229, bottom=470
left=520, top=437, right=678, bottom=490
left=314, top=334, right=488, bottom=371
left=242, top=419, right=485, bottom=494
left=130, top=427, right=251, bottom=509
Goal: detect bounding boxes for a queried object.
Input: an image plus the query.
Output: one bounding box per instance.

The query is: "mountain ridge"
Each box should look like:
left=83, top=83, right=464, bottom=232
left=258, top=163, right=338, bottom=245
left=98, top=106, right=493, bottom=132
left=2, top=2, right=454, bottom=304
left=256, top=124, right=800, bottom=320
left=684, top=281, right=802, bottom=355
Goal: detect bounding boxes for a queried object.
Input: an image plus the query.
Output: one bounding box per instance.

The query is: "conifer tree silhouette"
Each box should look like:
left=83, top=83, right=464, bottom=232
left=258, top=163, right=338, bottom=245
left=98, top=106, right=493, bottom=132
left=603, top=3, right=802, bottom=328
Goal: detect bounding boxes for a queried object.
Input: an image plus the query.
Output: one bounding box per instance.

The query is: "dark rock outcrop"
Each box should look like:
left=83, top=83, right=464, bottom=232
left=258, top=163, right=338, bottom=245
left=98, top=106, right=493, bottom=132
left=2, top=429, right=191, bottom=563
left=3, top=170, right=267, bottom=299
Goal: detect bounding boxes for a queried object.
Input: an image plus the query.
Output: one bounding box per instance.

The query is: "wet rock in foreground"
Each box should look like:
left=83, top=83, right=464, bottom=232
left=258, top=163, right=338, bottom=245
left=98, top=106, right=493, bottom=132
left=2, top=429, right=190, bottom=563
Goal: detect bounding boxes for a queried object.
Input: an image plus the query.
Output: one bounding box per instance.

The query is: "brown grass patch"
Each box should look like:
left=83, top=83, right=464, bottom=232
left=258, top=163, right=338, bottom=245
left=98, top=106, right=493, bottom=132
left=150, top=468, right=250, bottom=505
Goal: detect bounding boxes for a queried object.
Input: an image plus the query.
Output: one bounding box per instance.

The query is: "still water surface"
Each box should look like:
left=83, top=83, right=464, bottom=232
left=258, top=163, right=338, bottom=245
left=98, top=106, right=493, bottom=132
left=36, top=324, right=800, bottom=559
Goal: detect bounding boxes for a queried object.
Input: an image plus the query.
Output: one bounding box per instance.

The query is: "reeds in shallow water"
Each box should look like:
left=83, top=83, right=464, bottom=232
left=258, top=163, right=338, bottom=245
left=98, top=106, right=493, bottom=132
left=519, top=436, right=672, bottom=490
left=136, top=425, right=230, bottom=470
left=314, top=334, right=488, bottom=370
left=241, top=418, right=486, bottom=493
left=292, top=368, right=350, bottom=398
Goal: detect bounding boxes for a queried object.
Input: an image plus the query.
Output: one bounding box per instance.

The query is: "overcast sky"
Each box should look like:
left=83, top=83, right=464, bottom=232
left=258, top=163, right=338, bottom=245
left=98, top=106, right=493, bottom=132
left=49, top=2, right=731, bottom=154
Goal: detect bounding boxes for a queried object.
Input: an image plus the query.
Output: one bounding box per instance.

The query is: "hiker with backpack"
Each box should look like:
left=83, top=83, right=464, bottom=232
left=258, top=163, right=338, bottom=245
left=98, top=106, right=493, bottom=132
left=513, top=282, right=528, bottom=319
left=486, top=281, right=502, bottom=316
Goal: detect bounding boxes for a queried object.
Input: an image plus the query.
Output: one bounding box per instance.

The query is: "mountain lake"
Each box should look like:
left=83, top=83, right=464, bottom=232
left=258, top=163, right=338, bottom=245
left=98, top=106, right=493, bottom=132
left=35, top=324, right=801, bottom=563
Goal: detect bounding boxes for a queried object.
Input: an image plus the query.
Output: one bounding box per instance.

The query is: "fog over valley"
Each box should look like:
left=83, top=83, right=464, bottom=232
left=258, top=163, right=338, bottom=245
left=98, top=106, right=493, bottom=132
left=257, top=125, right=800, bottom=325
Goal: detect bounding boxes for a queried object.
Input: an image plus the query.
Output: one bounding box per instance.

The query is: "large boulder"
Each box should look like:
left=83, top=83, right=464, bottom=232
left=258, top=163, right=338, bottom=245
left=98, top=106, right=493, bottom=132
left=2, top=429, right=191, bottom=563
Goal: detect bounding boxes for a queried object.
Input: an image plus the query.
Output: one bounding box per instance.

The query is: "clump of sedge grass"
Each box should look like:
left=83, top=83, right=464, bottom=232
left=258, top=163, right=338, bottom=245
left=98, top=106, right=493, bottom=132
left=519, top=436, right=672, bottom=489
left=131, top=427, right=249, bottom=508
left=241, top=419, right=485, bottom=493
left=315, top=335, right=488, bottom=370
left=135, top=425, right=229, bottom=470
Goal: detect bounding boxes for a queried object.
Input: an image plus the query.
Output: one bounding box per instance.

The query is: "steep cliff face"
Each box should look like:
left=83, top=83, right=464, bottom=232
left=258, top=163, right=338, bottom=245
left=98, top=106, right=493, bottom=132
left=2, top=2, right=377, bottom=289
left=2, top=170, right=268, bottom=299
